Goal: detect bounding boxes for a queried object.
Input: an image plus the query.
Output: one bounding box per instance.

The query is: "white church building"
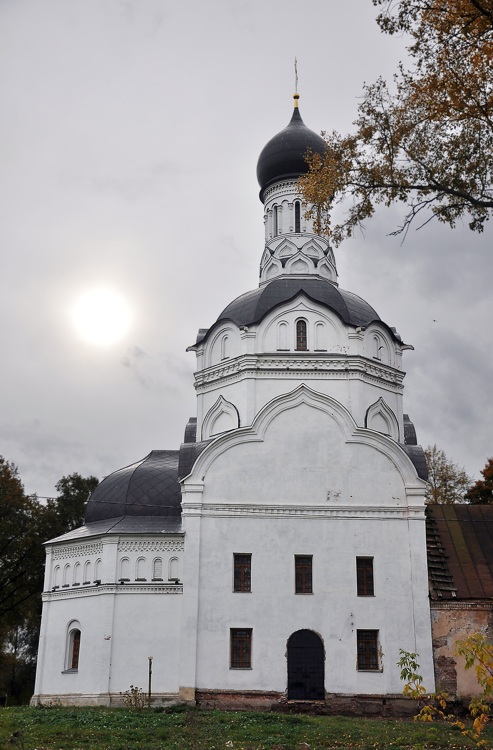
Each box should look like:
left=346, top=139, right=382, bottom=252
left=32, top=95, right=435, bottom=712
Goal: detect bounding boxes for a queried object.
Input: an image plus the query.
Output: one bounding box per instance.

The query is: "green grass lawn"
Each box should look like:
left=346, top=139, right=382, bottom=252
left=0, top=706, right=492, bottom=750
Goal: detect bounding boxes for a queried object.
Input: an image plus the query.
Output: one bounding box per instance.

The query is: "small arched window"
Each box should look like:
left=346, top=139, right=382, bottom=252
left=221, top=335, right=229, bottom=360
left=273, top=205, right=279, bottom=236
left=277, top=321, right=289, bottom=351
left=294, top=201, right=301, bottom=233
left=53, top=565, right=60, bottom=589
left=83, top=560, right=91, bottom=585
left=63, top=564, right=71, bottom=587
left=169, top=556, right=180, bottom=581
left=314, top=322, right=327, bottom=351
left=153, top=558, right=163, bottom=580
left=94, top=558, right=102, bottom=583
left=296, top=320, right=308, bottom=351
left=66, top=625, right=81, bottom=671
left=120, top=557, right=130, bottom=580
left=373, top=335, right=381, bottom=360
left=136, top=557, right=146, bottom=580
left=72, top=562, right=81, bottom=585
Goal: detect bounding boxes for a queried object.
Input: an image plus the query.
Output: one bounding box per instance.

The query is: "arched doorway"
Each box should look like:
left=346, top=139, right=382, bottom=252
left=287, top=629, right=325, bottom=700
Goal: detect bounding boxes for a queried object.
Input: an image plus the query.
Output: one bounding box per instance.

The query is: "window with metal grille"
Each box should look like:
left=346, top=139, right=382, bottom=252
left=230, top=628, right=252, bottom=669
left=233, top=554, right=251, bottom=592
left=295, top=555, right=313, bottom=594
left=296, top=320, right=307, bottom=351
left=295, top=201, right=301, bottom=232
left=357, top=630, right=379, bottom=670
left=356, top=557, right=374, bottom=596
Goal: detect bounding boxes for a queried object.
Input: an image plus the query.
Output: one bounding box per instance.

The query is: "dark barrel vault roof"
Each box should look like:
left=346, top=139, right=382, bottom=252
left=193, top=277, right=393, bottom=347
left=256, top=105, right=326, bottom=201
left=426, top=504, right=493, bottom=600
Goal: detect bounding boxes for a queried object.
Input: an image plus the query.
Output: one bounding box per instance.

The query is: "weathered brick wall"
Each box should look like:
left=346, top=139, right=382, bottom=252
left=431, top=603, right=493, bottom=698
left=195, top=690, right=418, bottom=717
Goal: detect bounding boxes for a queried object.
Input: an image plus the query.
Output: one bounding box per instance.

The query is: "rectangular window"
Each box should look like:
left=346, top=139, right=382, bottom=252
left=233, top=554, right=251, bottom=592
left=295, top=555, right=312, bottom=594
left=357, top=630, right=379, bottom=670
left=356, top=557, right=374, bottom=596
left=230, top=628, right=252, bottom=669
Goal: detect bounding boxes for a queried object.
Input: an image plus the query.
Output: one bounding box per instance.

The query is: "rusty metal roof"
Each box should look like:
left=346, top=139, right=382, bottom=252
left=426, top=504, right=493, bottom=600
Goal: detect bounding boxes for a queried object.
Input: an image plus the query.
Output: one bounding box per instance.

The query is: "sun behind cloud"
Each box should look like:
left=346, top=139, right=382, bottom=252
left=71, top=287, right=132, bottom=346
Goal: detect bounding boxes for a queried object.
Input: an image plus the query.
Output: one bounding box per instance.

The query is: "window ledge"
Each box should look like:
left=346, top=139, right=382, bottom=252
left=357, top=668, right=383, bottom=673
left=62, top=669, right=78, bottom=674
left=229, top=667, right=253, bottom=671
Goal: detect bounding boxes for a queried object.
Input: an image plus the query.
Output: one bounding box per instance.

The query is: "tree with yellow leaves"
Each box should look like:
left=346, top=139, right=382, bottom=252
left=300, top=0, right=493, bottom=244
left=399, top=634, right=493, bottom=746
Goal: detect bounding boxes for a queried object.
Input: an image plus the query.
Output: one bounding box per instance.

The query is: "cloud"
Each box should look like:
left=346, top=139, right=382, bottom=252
left=122, top=345, right=193, bottom=394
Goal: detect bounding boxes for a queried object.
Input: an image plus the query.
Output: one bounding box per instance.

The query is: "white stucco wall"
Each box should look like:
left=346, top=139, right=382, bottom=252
left=33, top=535, right=184, bottom=704
left=180, top=386, right=434, bottom=697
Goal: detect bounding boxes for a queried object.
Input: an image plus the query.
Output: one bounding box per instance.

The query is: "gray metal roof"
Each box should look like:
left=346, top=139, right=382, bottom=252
left=178, top=440, right=212, bottom=481
left=400, top=444, right=428, bottom=481
left=47, top=516, right=183, bottom=544
left=403, top=414, right=418, bottom=446
left=193, top=278, right=390, bottom=347
left=85, top=450, right=182, bottom=523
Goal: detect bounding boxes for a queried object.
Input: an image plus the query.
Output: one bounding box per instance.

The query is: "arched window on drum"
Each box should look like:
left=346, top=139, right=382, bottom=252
left=277, top=321, right=289, bottom=351
left=296, top=319, right=308, bottom=351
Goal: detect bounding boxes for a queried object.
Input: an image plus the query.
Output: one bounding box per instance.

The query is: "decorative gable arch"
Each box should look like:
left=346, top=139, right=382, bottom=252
left=263, top=258, right=282, bottom=280
left=299, top=238, right=325, bottom=259
left=207, top=325, right=240, bottom=367
left=365, top=397, right=400, bottom=441
left=202, top=396, right=240, bottom=440
left=185, top=384, right=423, bottom=491
left=364, top=327, right=393, bottom=367
left=314, top=257, right=336, bottom=281
left=285, top=252, right=313, bottom=275
left=259, top=296, right=344, bottom=353
left=276, top=238, right=298, bottom=258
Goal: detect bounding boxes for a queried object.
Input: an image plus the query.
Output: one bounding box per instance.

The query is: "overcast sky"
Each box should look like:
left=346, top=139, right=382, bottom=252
left=1, top=0, right=492, bottom=498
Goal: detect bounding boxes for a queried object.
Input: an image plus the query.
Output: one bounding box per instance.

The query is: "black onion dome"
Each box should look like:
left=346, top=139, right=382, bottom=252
left=256, top=102, right=326, bottom=201
left=85, top=450, right=181, bottom=523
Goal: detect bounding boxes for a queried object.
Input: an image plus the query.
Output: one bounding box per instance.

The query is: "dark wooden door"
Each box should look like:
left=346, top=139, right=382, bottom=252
left=287, top=629, right=325, bottom=700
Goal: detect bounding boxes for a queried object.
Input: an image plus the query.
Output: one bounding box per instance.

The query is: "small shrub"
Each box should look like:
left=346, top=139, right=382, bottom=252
left=120, top=685, right=146, bottom=710
left=399, top=645, right=491, bottom=746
